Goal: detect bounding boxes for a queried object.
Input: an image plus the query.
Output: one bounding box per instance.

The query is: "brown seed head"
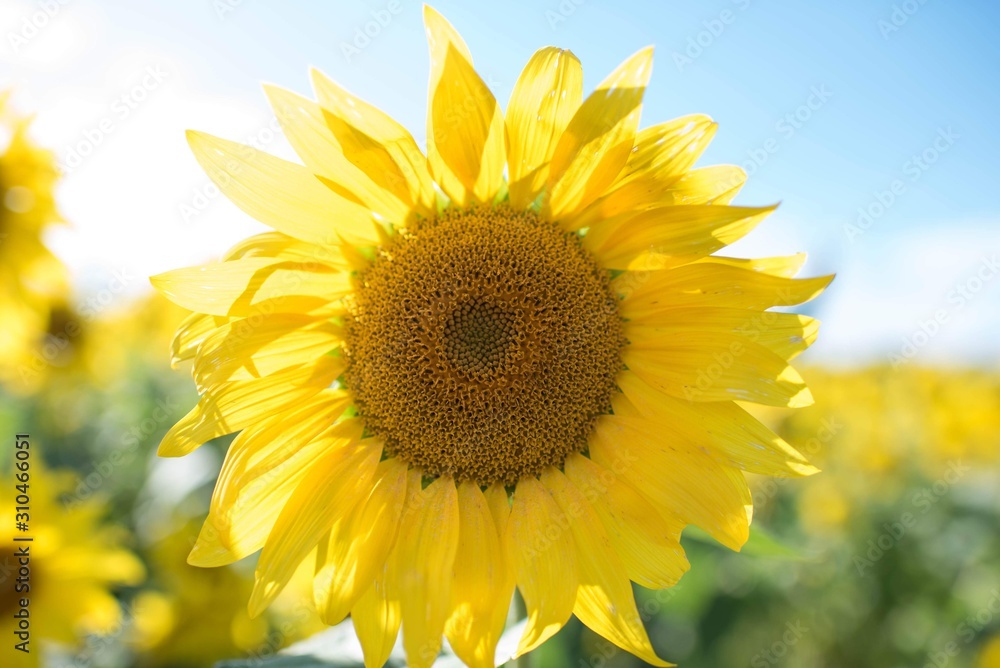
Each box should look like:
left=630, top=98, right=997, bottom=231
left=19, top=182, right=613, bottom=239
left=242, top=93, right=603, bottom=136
left=344, top=205, right=624, bottom=485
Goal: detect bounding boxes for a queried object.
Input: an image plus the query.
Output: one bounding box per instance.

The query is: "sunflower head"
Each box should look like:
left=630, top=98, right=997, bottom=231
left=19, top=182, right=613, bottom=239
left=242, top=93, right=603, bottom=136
left=152, top=7, right=832, bottom=667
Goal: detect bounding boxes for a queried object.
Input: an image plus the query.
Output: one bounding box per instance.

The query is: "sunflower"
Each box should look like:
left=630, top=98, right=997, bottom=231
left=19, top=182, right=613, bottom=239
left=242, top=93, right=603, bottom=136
left=152, top=7, right=831, bottom=667
left=0, top=466, right=145, bottom=667
left=0, top=93, right=69, bottom=394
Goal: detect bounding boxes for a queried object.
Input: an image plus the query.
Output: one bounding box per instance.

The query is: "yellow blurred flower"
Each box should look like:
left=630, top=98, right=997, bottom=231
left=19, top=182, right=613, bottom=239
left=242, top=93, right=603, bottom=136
left=0, top=464, right=144, bottom=666
left=79, top=291, right=191, bottom=387
left=20, top=291, right=191, bottom=437
left=979, top=634, right=1000, bottom=668
left=0, top=93, right=69, bottom=394
left=130, top=519, right=322, bottom=666
left=128, top=520, right=268, bottom=667
left=750, top=365, right=1000, bottom=540
left=796, top=476, right=850, bottom=533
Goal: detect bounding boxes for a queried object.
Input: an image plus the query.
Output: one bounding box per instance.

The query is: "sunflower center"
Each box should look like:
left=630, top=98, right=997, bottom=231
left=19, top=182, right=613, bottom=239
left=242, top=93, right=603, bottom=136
left=442, top=299, right=518, bottom=375
left=344, top=205, right=624, bottom=485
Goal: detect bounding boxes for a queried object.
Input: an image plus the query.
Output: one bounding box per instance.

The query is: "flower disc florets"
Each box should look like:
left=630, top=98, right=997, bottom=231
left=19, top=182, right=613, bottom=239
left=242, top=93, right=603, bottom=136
left=344, top=205, right=624, bottom=485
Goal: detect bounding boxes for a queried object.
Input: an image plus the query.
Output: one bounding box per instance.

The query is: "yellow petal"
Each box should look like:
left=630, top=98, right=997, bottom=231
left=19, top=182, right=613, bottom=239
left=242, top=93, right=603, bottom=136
left=186, top=130, right=379, bottom=245
left=421, top=6, right=474, bottom=205
left=189, top=400, right=359, bottom=566
left=423, top=4, right=472, bottom=63
left=695, top=253, right=808, bottom=277
left=425, top=6, right=505, bottom=205
left=151, top=257, right=350, bottom=318
left=563, top=115, right=721, bottom=230
left=193, top=314, right=342, bottom=389
left=158, top=356, right=344, bottom=457
left=621, top=115, right=718, bottom=183
left=567, top=166, right=744, bottom=234
left=263, top=85, right=411, bottom=224
left=725, top=463, right=755, bottom=529
left=484, top=483, right=511, bottom=530
left=170, top=312, right=220, bottom=367
left=545, top=47, right=654, bottom=222
left=506, top=47, right=583, bottom=210
left=564, top=453, right=689, bottom=589
left=615, top=370, right=818, bottom=477
left=223, top=231, right=341, bottom=264
left=445, top=482, right=513, bottom=668
left=222, top=230, right=363, bottom=286
left=310, top=69, right=437, bottom=217
left=668, top=165, right=747, bottom=205
left=508, top=476, right=577, bottom=658
left=584, top=204, right=776, bottom=271
left=541, top=468, right=671, bottom=666
left=590, top=414, right=750, bottom=550
left=392, top=475, right=460, bottom=668
left=352, top=563, right=401, bottom=668
left=624, top=307, right=819, bottom=361
left=624, top=334, right=814, bottom=407
left=314, top=457, right=408, bottom=625
left=484, top=483, right=517, bottom=649
left=249, top=442, right=381, bottom=617
left=616, top=262, right=833, bottom=319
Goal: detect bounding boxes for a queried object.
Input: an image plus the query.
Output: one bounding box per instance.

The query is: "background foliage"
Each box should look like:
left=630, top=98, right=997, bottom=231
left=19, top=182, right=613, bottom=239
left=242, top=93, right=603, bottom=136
left=2, top=293, right=998, bottom=667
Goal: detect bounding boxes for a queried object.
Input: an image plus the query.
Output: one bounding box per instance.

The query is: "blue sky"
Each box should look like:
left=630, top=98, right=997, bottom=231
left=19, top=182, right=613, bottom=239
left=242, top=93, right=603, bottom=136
left=2, top=0, right=998, bottom=365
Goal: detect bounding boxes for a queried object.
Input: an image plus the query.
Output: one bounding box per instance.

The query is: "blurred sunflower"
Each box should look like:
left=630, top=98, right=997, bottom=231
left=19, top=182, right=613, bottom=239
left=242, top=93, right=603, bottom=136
left=80, top=291, right=192, bottom=387
left=130, top=518, right=323, bottom=666
left=0, top=93, right=69, bottom=394
left=152, top=7, right=830, bottom=667
left=980, top=635, right=1000, bottom=668
left=0, top=466, right=144, bottom=666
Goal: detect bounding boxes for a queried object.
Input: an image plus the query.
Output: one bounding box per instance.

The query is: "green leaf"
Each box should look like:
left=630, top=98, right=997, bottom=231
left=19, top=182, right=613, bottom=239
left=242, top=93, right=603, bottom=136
left=682, top=524, right=813, bottom=560
left=741, top=524, right=813, bottom=560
